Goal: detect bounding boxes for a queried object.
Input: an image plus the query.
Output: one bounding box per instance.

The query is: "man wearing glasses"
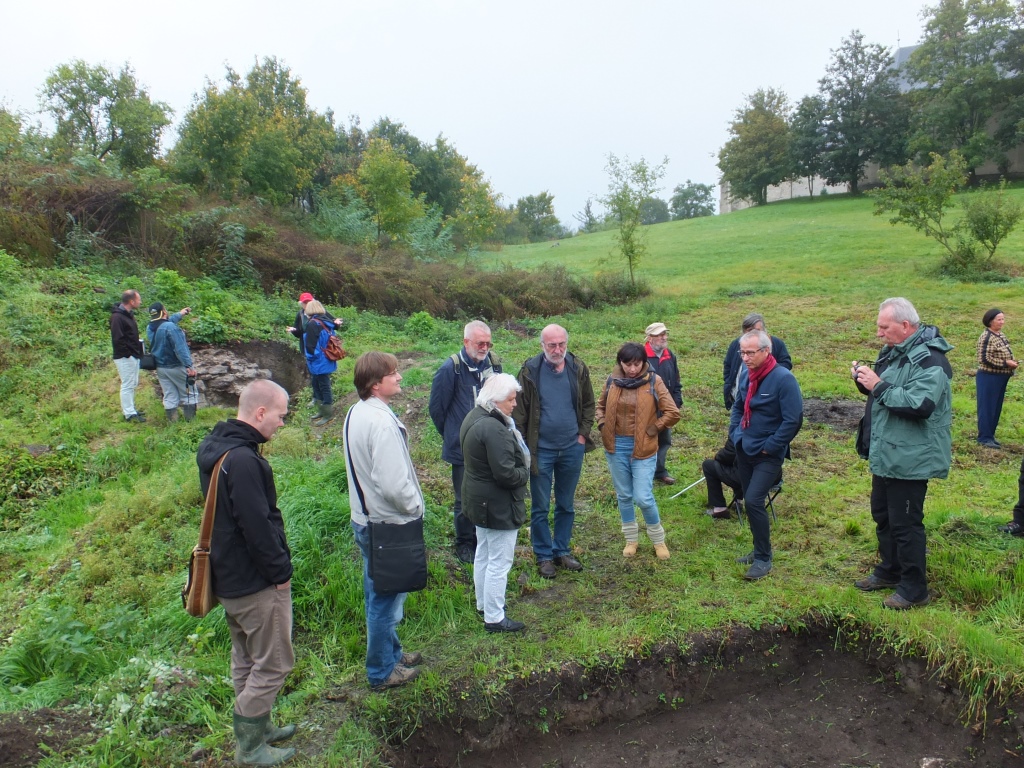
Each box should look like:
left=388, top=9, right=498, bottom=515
left=429, top=320, right=502, bottom=564
left=723, top=312, right=792, bottom=409
left=729, top=330, right=803, bottom=581
left=512, top=324, right=596, bottom=579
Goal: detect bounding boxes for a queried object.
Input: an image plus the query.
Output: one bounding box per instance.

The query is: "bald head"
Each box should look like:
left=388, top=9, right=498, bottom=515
left=237, top=380, right=290, bottom=440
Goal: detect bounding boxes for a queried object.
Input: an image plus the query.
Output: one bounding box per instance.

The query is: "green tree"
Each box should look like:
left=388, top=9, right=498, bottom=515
left=573, top=198, right=600, bottom=233
left=600, top=153, right=668, bottom=288
left=717, top=88, right=792, bottom=206
left=514, top=192, right=561, bottom=241
left=171, top=58, right=333, bottom=204
left=41, top=60, right=171, bottom=170
left=871, top=151, right=974, bottom=264
left=639, top=197, right=670, bottom=224
left=818, top=31, right=908, bottom=194
left=961, top=179, right=1024, bottom=259
left=669, top=181, right=716, bottom=219
left=449, top=170, right=502, bottom=248
left=905, top=0, right=1018, bottom=174
left=357, top=138, right=426, bottom=241
left=788, top=95, right=828, bottom=195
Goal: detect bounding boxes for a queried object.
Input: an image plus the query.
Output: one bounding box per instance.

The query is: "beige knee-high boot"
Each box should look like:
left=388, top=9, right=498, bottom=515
left=648, top=524, right=670, bottom=560
left=621, top=522, right=639, bottom=557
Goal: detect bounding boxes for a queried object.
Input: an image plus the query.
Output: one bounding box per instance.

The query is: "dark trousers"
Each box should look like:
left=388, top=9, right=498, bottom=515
left=870, top=475, right=929, bottom=603
left=1012, top=455, right=1024, bottom=527
left=451, top=463, right=477, bottom=548
left=976, top=371, right=1010, bottom=443
left=311, top=372, right=333, bottom=406
left=655, top=428, right=672, bottom=479
left=702, top=457, right=742, bottom=508
left=735, top=449, right=782, bottom=563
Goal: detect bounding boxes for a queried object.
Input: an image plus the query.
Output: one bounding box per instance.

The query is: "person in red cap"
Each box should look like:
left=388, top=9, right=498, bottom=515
left=287, top=293, right=342, bottom=354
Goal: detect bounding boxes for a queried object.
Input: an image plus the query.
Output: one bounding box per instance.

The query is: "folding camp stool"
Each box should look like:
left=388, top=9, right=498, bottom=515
left=734, top=472, right=783, bottom=525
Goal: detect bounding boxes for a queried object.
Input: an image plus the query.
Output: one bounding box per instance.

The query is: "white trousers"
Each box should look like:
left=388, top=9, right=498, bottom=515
left=473, top=527, right=518, bottom=624
left=114, top=356, right=140, bottom=417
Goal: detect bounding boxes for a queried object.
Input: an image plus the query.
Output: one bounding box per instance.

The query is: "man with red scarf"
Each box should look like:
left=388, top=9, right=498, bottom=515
left=728, top=330, right=803, bottom=580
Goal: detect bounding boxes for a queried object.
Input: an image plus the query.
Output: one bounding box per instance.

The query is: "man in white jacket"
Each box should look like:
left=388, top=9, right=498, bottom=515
left=344, top=351, right=425, bottom=690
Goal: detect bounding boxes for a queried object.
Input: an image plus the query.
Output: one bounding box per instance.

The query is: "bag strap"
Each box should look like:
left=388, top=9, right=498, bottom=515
left=344, top=411, right=370, bottom=516
left=198, top=451, right=231, bottom=551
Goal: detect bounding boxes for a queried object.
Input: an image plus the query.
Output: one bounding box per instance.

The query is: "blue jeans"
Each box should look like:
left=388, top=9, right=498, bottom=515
left=530, top=442, right=585, bottom=561
left=605, top=436, right=660, bottom=526
left=735, top=448, right=782, bottom=563
left=351, top=522, right=407, bottom=687
left=311, top=372, right=333, bottom=406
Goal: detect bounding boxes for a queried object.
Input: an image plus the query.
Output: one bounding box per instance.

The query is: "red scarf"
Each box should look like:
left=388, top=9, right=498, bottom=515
left=741, top=354, right=777, bottom=429
left=644, top=341, right=670, bottom=362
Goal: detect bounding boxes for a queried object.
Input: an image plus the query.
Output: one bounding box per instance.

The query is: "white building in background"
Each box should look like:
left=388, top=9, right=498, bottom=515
left=719, top=45, right=1024, bottom=214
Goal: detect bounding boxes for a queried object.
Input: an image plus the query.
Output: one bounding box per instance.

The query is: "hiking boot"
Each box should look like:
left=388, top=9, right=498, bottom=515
left=883, top=592, right=931, bottom=610
left=455, top=543, right=476, bottom=564
left=998, top=521, right=1024, bottom=537
left=744, top=559, right=772, bottom=580
left=371, top=664, right=420, bottom=690
left=622, top=541, right=639, bottom=558
left=654, top=543, right=670, bottom=560
left=735, top=551, right=755, bottom=565
left=554, top=554, right=583, bottom=571
left=854, top=574, right=899, bottom=591
left=400, top=651, right=423, bottom=666
left=125, top=413, right=147, bottom=423
left=165, top=408, right=179, bottom=422
left=485, top=616, right=526, bottom=633
left=537, top=560, right=556, bottom=579
left=233, top=712, right=296, bottom=766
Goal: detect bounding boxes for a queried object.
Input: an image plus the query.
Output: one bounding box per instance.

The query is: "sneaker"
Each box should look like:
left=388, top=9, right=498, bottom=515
left=537, top=560, right=557, bottom=579
left=554, top=554, right=583, bottom=571
left=854, top=574, right=899, bottom=592
left=978, top=439, right=1001, bottom=449
left=371, top=664, right=420, bottom=690
left=883, top=592, right=930, bottom=610
left=735, top=551, right=755, bottom=565
left=400, top=651, right=422, bottom=666
left=455, top=544, right=476, bottom=564
left=484, top=616, right=526, bottom=633
left=997, top=521, right=1024, bottom=537
left=125, top=413, right=147, bottom=423
left=744, top=559, right=772, bottom=580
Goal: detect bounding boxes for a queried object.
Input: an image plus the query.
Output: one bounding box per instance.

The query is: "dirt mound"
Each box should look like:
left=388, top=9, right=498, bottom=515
left=0, top=708, right=94, bottom=767
left=392, top=623, right=1024, bottom=768
left=803, top=397, right=863, bottom=431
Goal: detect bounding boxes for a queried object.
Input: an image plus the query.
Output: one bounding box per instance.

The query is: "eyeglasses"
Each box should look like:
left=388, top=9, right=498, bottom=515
left=471, top=341, right=493, bottom=349
left=739, top=348, right=767, bottom=357
left=543, top=341, right=568, bottom=350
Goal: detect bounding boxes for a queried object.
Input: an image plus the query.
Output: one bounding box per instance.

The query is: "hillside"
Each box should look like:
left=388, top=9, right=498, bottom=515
left=2, top=192, right=1024, bottom=766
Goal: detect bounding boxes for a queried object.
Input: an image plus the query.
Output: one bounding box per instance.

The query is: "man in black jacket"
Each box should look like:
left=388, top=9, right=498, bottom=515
left=722, top=312, right=792, bottom=409
left=644, top=322, right=683, bottom=484
left=110, top=289, right=146, bottom=423
left=197, top=380, right=296, bottom=766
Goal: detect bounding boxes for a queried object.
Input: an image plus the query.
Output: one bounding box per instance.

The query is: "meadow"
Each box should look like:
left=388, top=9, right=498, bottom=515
left=1, top=189, right=1024, bottom=765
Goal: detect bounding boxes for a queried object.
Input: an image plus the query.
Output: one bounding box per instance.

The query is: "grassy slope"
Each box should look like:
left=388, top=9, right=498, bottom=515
left=1, top=191, right=1023, bottom=766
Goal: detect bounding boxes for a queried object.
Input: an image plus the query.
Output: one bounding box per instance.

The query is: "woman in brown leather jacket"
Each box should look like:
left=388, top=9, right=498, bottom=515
left=596, top=343, right=680, bottom=560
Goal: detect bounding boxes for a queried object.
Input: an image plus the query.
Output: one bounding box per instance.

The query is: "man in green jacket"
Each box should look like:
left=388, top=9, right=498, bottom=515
left=851, top=297, right=953, bottom=610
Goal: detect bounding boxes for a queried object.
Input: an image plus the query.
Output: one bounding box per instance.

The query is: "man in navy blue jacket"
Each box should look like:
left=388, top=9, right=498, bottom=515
left=429, top=321, right=501, bottom=563
left=729, top=330, right=802, bottom=580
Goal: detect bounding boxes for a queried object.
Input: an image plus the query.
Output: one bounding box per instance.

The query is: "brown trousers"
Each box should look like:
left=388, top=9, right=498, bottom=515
left=218, top=583, right=295, bottom=718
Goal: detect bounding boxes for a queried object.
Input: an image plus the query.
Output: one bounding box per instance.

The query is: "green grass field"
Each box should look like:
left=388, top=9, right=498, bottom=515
left=1, top=190, right=1024, bottom=765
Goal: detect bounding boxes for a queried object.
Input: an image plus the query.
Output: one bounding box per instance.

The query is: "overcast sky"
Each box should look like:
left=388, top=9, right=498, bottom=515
left=1, top=0, right=927, bottom=225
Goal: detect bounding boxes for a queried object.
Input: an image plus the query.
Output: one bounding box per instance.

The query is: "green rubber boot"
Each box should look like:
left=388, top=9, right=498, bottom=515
left=233, top=712, right=295, bottom=766
left=165, top=408, right=179, bottom=422
left=311, top=403, right=335, bottom=426
left=265, top=719, right=297, bottom=745
left=182, top=404, right=197, bottom=422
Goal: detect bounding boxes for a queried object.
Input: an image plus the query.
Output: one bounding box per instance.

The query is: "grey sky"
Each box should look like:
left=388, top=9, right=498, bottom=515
left=1, top=0, right=926, bottom=225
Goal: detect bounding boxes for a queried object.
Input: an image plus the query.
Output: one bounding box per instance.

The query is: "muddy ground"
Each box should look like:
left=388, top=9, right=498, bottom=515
left=0, top=708, right=94, bottom=767
left=392, top=623, right=1024, bottom=768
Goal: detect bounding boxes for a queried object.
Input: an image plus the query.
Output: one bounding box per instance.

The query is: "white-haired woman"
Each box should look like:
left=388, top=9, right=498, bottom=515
left=459, top=373, right=530, bottom=633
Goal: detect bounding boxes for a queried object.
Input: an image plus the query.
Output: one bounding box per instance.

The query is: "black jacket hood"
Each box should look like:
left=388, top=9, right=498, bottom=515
left=197, top=419, right=266, bottom=472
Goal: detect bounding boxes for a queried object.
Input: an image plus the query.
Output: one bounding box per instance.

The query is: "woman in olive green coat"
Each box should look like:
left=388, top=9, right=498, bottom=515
left=460, top=373, right=530, bottom=633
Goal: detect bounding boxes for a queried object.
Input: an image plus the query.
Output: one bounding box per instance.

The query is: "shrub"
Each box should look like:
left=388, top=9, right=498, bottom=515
left=406, top=311, right=436, bottom=338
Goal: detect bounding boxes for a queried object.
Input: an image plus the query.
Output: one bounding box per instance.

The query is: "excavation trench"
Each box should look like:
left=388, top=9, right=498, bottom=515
left=391, top=621, right=1024, bottom=768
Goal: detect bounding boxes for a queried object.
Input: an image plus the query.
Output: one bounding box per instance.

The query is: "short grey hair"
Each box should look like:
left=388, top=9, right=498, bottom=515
left=741, top=312, right=765, bottom=332
left=540, top=323, right=569, bottom=344
left=476, top=372, right=521, bottom=408
left=464, top=319, right=491, bottom=338
left=740, top=329, right=771, bottom=350
left=879, top=297, right=920, bottom=326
